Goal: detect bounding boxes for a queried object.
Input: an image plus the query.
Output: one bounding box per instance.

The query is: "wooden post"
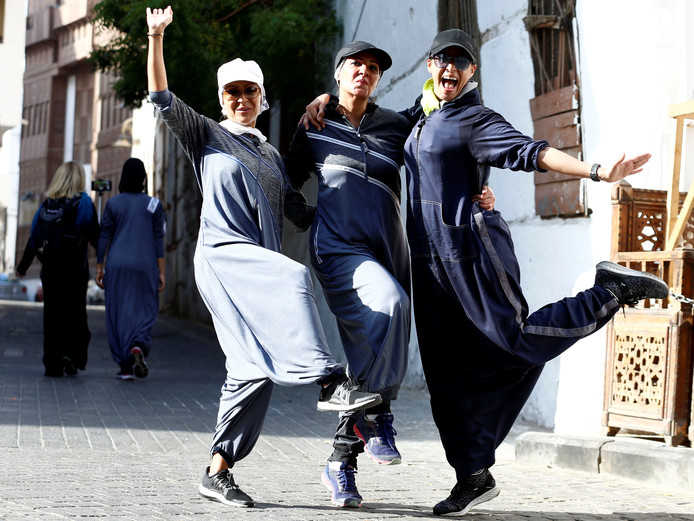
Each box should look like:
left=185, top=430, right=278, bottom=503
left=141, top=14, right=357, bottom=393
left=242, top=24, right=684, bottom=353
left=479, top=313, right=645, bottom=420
left=665, top=100, right=694, bottom=250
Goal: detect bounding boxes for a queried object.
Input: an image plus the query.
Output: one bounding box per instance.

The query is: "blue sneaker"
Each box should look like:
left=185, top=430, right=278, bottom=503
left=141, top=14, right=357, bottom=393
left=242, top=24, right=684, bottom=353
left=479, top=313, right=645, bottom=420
left=321, top=461, right=362, bottom=508
left=354, top=412, right=402, bottom=465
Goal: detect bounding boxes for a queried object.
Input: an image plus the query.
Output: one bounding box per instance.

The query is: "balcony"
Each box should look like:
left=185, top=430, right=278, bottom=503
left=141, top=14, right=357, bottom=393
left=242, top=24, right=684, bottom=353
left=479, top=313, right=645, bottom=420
left=25, top=6, right=55, bottom=47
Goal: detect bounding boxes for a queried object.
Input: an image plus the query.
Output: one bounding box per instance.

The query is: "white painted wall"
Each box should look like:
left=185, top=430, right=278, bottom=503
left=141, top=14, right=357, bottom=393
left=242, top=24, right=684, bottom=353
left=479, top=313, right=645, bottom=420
left=326, top=0, right=438, bottom=388
left=477, top=0, right=565, bottom=429
left=553, top=0, right=694, bottom=435
left=476, top=0, right=694, bottom=432
left=0, top=0, right=28, bottom=272
left=329, top=0, right=693, bottom=432
left=0, top=127, right=21, bottom=272
left=0, top=0, right=27, bottom=131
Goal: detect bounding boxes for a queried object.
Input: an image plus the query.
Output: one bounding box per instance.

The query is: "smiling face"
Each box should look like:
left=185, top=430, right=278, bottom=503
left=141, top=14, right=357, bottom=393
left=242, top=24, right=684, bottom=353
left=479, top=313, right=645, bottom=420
left=337, top=51, right=381, bottom=100
left=426, top=46, right=477, bottom=102
left=222, top=81, right=262, bottom=127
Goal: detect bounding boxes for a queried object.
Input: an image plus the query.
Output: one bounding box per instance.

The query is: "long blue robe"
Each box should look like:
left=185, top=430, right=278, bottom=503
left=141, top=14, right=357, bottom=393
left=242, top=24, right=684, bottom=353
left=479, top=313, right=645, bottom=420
left=97, top=193, right=166, bottom=365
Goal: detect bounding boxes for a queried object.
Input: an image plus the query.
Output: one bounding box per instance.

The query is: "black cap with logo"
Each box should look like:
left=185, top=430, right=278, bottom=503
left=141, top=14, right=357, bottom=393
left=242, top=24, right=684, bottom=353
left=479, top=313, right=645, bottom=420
left=429, top=29, right=476, bottom=63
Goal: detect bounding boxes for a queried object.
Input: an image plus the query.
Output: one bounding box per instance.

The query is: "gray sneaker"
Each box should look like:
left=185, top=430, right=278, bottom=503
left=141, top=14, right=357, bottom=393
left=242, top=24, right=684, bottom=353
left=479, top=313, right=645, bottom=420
left=317, top=377, right=382, bottom=412
left=198, top=467, right=254, bottom=508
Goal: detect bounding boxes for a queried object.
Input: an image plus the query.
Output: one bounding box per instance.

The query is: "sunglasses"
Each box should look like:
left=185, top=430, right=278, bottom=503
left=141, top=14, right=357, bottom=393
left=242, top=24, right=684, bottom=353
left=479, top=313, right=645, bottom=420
left=224, top=85, right=261, bottom=100
left=432, top=53, right=472, bottom=70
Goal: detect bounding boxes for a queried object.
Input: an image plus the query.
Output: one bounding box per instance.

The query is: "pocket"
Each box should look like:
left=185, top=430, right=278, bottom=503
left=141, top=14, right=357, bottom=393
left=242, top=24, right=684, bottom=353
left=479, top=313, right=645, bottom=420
left=422, top=201, right=477, bottom=262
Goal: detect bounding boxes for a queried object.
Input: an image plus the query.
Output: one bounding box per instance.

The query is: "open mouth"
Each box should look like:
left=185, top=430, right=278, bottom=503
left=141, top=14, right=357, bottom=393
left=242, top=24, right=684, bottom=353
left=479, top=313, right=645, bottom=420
left=442, top=76, right=458, bottom=91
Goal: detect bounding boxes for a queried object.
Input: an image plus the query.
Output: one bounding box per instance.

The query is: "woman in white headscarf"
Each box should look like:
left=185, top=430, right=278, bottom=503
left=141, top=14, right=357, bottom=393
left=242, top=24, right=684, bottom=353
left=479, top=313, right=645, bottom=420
left=145, top=5, right=381, bottom=509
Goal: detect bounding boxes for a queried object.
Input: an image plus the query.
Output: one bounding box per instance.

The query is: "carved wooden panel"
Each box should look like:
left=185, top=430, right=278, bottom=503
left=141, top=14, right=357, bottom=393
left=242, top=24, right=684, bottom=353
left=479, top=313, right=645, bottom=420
left=603, top=300, right=693, bottom=446
left=611, top=181, right=694, bottom=256
left=610, top=328, right=667, bottom=415
left=634, top=208, right=666, bottom=251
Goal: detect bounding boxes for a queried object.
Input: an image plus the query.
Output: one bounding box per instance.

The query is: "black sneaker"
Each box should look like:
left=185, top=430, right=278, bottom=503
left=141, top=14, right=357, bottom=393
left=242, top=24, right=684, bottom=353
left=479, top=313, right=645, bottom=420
left=595, top=261, right=669, bottom=306
left=317, top=376, right=382, bottom=412
left=198, top=467, right=254, bottom=508
left=130, top=347, right=148, bottom=378
left=433, top=469, right=500, bottom=516
left=62, top=356, right=78, bottom=376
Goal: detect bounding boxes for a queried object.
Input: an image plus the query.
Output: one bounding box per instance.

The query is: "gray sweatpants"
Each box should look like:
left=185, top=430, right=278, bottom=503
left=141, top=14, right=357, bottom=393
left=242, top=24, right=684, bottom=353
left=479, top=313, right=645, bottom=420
left=195, top=240, right=342, bottom=466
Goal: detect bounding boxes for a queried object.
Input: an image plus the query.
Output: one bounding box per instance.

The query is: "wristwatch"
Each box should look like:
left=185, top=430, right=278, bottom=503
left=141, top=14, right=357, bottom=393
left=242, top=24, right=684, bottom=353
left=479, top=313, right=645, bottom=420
left=590, top=163, right=601, bottom=182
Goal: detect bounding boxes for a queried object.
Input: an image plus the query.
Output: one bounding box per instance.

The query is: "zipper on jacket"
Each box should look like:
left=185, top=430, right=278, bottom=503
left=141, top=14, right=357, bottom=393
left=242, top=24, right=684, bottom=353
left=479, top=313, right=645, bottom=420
left=414, top=116, right=434, bottom=263
left=342, top=111, right=376, bottom=232
left=415, top=118, right=426, bottom=140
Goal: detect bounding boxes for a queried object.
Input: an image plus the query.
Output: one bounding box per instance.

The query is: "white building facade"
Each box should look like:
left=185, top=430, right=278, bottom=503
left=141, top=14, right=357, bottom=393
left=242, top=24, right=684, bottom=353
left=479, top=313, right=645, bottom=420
left=0, top=0, right=28, bottom=272
left=331, top=0, right=694, bottom=434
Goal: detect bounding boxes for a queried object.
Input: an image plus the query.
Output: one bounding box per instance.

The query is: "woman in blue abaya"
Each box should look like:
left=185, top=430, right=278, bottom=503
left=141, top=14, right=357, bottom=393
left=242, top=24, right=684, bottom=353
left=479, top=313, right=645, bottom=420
left=96, top=158, right=166, bottom=380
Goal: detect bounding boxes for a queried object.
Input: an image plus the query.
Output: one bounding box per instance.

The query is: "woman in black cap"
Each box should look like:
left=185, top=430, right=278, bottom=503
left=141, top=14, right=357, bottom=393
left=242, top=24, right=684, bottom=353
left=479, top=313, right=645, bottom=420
left=304, top=28, right=667, bottom=517
left=284, top=40, right=412, bottom=508
left=289, top=39, right=495, bottom=509
left=96, top=158, right=166, bottom=380
left=404, top=28, right=665, bottom=516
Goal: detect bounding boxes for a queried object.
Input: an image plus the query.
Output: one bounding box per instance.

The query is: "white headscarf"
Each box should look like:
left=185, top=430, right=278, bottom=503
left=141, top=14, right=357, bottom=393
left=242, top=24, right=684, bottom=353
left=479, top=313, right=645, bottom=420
left=216, top=58, right=270, bottom=116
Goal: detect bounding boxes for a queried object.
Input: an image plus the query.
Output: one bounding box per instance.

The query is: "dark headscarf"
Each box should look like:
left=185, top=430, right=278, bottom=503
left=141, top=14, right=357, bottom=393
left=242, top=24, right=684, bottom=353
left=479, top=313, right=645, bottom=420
left=118, top=158, right=147, bottom=193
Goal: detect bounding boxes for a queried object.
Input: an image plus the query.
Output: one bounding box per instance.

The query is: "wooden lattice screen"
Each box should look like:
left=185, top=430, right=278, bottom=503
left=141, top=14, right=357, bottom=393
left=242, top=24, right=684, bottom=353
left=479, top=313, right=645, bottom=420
left=604, top=181, right=694, bottom=446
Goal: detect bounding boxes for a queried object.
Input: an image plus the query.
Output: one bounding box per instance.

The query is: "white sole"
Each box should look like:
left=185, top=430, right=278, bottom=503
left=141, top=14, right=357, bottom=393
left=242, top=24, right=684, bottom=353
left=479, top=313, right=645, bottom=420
left=198, top=485, right=254, bottom=508
left=596, top=261, right=669, bottom=295
left=440, top=487, right=500, bottom=516
left=321, top=472, right=362, bottom=508
left=316, top=395, right=382, bottom=412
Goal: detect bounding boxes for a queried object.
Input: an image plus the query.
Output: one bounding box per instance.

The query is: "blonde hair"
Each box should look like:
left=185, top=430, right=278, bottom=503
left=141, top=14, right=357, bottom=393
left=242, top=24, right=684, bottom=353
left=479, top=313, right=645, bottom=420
left=45, top=161, right=85, bottom=199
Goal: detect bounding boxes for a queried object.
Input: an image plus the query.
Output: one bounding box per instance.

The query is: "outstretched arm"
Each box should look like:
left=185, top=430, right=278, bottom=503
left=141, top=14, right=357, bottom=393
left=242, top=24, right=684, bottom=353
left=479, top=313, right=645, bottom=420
left=146, top=6, right=173, bottom=92
left=537, top=147, right=651, bottom=183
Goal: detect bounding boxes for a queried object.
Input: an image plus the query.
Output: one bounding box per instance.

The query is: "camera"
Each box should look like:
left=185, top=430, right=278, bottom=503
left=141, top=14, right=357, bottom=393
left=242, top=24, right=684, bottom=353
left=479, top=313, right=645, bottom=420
left=92, top=179, right=112, bottom=193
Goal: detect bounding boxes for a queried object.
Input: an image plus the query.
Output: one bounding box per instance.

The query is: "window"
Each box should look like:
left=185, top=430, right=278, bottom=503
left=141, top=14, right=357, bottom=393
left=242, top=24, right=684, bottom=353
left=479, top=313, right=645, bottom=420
left=525, top=0, right=585, bottom=218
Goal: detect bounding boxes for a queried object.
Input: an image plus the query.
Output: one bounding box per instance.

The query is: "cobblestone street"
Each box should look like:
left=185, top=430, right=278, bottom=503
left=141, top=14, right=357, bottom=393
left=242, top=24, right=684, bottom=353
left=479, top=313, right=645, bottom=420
left=1, top=301, right=693, bottom=520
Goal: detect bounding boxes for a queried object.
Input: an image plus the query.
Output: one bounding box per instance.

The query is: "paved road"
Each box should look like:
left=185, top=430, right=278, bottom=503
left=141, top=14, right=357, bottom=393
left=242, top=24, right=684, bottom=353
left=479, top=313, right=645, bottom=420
left=1, top=301, right=693, bottom=520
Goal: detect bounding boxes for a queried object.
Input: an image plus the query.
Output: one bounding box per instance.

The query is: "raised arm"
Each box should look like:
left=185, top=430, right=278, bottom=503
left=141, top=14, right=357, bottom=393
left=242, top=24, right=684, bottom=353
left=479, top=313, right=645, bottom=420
left=146, top=6, right=173, bottom=92
left=537, top=147, right=651, bottom=183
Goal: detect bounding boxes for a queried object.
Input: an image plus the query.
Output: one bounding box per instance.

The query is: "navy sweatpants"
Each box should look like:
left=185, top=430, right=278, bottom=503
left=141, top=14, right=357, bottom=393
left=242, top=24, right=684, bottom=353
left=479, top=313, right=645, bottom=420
left=412, top=206, right=619, bottom=480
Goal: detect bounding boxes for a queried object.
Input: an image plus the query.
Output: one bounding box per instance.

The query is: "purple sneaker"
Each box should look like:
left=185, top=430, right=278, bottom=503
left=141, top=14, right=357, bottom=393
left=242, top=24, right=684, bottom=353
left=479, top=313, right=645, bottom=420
left=321, top=461, right=362, bottom=508
left=354, top=412, right=402, bottom=465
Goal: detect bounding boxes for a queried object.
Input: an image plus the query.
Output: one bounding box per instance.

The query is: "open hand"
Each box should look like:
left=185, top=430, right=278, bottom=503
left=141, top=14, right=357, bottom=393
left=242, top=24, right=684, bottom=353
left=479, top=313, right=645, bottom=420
left=600, top=152, right=651, bottom=182
left=146, top=5, right=173, bottom=34
left=300, top=94, right=330, bottom=130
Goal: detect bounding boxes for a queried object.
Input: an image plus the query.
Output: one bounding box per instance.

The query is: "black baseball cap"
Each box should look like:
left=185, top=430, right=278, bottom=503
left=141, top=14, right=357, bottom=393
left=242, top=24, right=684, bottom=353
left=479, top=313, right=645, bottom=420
left=334, top=41, right=393, bottom=74
left=429, top=28, right=476, bottom=63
